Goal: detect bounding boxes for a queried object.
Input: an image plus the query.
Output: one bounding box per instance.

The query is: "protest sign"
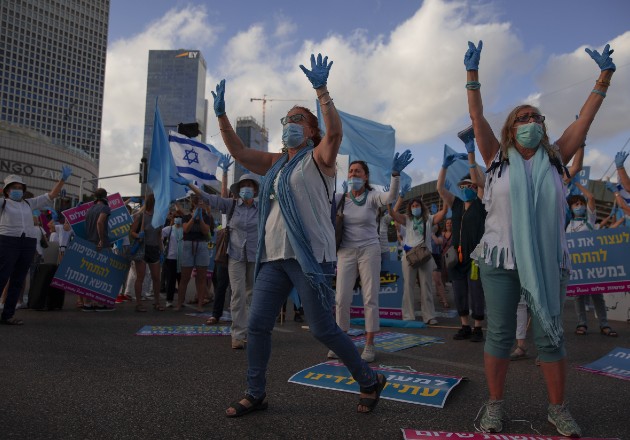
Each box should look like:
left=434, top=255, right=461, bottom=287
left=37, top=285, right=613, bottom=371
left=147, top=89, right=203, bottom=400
left=352, top=332, right=443, bottom=352
left=63, top=193, right=132, bottom=243
left=577, top=347, right=630, bottom=381
left=136, top=325, right=231, bottom=336
left=51, top=237, right=129, bottom=305
left=401, top=429, right=619, bottom=440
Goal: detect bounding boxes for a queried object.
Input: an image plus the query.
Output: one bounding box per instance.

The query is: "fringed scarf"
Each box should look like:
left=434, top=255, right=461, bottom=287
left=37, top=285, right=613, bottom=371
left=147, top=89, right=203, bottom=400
left=256, top=146, right=335, bottom=310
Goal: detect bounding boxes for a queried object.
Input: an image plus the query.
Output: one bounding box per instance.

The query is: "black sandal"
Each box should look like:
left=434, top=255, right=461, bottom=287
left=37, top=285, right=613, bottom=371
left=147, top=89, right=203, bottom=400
left=0, top=317, right=24, bottom=325
left=357, top=373, right=387, bottom=413
left=575, top=325, right=587, bottom=335
left=225, top=393, right=268, bottom=418
left=600, top=326, right=618, bottom=337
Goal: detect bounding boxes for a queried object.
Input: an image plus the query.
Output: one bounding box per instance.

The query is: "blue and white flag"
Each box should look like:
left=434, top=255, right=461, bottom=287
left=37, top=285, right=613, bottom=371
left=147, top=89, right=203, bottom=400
left=443, top=144, right=470, bottom=201
left=169, top=131, right=220, bottom=187
left=148, top=101, right=188, bottom=228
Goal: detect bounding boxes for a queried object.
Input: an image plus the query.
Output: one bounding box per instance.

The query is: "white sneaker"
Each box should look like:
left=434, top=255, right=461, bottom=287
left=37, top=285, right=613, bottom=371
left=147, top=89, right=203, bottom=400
left=361, top=344, right=376, bottom=362
left=327, top=350, right=339, bottom=359
left=165, top=301, right=173, bottom=308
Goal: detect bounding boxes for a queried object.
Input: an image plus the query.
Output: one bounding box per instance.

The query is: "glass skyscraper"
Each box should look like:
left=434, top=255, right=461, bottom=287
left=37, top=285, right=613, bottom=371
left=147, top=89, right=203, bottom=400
left=142, top=49, right=208, bottom=159
left=0, top=0, right=109, bottom=163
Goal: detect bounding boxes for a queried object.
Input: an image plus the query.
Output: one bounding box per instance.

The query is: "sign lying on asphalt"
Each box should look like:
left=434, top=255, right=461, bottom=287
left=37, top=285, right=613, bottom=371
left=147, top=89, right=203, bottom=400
left=289, top=362, right=462, bottom=408
left=401, top=429, right=620, bottom=440
left=577, top=347, right=630, bottom=381
left=135, top=325, right=231, bottom=336
left=352, top=332, right=443, bottom=352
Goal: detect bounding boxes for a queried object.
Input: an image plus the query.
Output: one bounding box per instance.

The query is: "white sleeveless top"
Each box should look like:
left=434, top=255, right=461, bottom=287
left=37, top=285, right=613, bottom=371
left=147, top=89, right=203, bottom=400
left=262, top=152, right=336, bottom=263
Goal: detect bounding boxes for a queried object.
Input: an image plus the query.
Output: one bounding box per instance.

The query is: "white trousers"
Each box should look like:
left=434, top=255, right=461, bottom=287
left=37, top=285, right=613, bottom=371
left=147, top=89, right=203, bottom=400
left=228, top=258, right=255, bottom=341
left=401, top=255, right=436, bottom=322
left=335, top=243, right=381, bottom=332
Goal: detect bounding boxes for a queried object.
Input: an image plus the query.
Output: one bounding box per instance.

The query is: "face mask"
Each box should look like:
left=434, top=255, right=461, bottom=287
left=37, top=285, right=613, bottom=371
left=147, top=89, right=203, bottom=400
left=9, top=189, right=23, bottom=201
left=515, top=122, right=544, bottom=149
left=572, top=206, right=586, bottom=217
left=411, top=207, right=422, bottom=217
left=174, top=218, right=183, bottom=225
left=281, top=123, right=304, bottom=149
left=461, top=187, right=477, bottom=202
left=347, top=177, right=365, bottom=191
left=239, top=187, right=254, bottom=200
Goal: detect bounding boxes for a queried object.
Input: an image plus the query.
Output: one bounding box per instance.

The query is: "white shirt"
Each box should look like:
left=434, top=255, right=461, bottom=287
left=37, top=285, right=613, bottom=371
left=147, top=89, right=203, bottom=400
left=162, top=225, right=183, bottom=259
left=0, top=194, right=52, bottom=238
left=566, top=207, right=596, bottom=233
left=55, top=223, right=74, bottom=248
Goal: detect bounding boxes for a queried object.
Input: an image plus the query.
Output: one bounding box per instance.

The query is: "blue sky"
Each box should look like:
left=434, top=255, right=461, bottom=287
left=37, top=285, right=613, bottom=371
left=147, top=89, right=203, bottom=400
left=101, top=0, right=630, bottom=195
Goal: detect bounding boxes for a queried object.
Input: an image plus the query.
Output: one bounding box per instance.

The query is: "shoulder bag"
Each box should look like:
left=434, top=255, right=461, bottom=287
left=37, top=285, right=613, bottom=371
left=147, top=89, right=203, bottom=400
left=405, top=243, right=432, bottom=268
left=214, top=199, right=237, bottom=265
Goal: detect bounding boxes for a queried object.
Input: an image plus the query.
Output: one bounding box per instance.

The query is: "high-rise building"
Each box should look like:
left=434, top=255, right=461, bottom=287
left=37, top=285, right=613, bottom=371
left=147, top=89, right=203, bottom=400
left=142, top=49, right=208, bottom=160
left=233, top=116, right=268, bottom=183
left=0, top=0, right=109, bottom=202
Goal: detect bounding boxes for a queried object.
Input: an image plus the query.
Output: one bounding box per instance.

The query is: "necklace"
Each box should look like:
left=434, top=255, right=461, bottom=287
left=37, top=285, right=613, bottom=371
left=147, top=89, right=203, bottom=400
left=349, top=191, right=367, bottom=206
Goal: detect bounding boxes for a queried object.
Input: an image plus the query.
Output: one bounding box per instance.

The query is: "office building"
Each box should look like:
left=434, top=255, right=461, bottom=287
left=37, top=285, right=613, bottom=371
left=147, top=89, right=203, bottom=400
left=233, top=116, right=268, bottom=183
left=142, top=49, right=208, bottom=159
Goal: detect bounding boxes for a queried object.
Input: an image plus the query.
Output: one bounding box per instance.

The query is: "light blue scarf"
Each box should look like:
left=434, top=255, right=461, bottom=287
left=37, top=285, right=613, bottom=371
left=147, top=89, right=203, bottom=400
left=256, top=146, right=334, bottom=310
left=509, top=146, right=564, bottom=346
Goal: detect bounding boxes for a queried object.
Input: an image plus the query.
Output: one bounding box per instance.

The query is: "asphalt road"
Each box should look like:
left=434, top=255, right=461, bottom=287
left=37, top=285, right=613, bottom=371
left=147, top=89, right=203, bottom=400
left=0, top=294, right=628, bottom=440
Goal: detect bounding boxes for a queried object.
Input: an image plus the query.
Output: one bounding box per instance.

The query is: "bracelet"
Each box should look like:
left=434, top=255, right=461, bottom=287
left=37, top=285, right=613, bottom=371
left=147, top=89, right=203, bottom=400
left=220, top=128, right=233, bottom=132
left=317, top=91, right=330, bottom=99
left=596, top=79, right=611, bottom=87
left=320, top=98, right=334, bottom=106
left=591, top=89, right=606, bottom=98
left=465, top=81, right=481, bottom=90
left=468, top=163, right=477, bottom=169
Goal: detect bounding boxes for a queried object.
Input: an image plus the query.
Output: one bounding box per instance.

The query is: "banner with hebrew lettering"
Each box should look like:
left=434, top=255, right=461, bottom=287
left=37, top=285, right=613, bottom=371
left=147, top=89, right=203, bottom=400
left=576, top=347, right=630, bottom=381
left=566, top=229, right=630, bottom=296
left=332, top=259, right=404, bottom=319
left=51, top=237, right=130, bottom=305
left=401, top=429, right=619, bottom=440
left=63, top=193, right=133, bottom=243
left=288, top=361, right=462, bottom=408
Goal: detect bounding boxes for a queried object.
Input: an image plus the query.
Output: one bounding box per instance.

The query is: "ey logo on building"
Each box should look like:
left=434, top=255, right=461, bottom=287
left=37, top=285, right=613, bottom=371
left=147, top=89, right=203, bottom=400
left=176, top=51, right=199, bottom=59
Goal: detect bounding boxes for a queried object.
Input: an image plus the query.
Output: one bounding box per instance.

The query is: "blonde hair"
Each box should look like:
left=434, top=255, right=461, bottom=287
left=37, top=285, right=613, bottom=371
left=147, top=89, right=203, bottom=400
left=499, top=104, right=561, bottom=162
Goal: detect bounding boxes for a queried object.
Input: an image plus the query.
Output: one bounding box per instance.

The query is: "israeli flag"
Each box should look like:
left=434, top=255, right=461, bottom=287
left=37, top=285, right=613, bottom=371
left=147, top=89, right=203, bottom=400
left=169, top=131, right=220, bottom=187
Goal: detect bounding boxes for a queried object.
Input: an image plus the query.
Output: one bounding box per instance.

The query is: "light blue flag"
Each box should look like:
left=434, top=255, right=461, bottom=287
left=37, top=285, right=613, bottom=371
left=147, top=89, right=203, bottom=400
left=317, top=102, right=395, bottom=186
left=169, top=132, right=220, bottom=187
left=148, top=100, right=188, bottom=228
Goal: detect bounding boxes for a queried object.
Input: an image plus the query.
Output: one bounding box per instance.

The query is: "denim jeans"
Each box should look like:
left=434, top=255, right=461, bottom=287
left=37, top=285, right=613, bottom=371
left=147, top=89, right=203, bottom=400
left=246, top=258, right=377, bottom=399
left=0, top=235, right=37, bottom=320
left=574, top=294, right=608, bottom=329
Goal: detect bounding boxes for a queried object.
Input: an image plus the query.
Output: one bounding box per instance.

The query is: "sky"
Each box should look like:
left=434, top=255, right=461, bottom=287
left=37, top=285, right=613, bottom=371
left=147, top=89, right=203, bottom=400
left=100, top=0, right=630, bottom=196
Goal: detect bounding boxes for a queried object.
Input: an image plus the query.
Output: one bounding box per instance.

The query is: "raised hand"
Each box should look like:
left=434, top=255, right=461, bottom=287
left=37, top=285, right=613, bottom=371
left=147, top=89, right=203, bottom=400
left=170, top=173, right=191, bottom=186
left=137, top=231, right=145, bottom=240
left=605, top=181, right=618, bottom=193
left=585, top=44, right=616, bottom=72
left=219, top=153, right=234, bottom=173
left=60, top=165, right=72, bottom=181
left=464, top=40, right=483, bottom=71
left=615, top=151, right=628, bottom=169
left=299, top=53, right=333, bottom=89
left=442, top=152, right=468, bottom=169
left=400, top=182, right=411, bottom=197
left=211, top=79, right=226, bottom=117
left=464, top=138, right=476, bottom=154
left=392, top=150, right=413, bottom=174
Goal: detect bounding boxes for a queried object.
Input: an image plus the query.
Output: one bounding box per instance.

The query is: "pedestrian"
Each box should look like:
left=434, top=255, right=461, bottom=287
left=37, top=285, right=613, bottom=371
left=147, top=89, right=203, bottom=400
left=463, top=40, right=616, bottom=437
left=161, top=210, right=183, bottom=308
left=212, top=53, right=386, bottom=417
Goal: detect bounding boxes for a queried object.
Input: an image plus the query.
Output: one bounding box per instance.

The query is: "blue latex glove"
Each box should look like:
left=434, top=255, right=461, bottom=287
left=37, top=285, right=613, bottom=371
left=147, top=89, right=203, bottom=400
left=211, top=79, right=226, bottom=117
left=341, top=181, right=348, bottom=193
left=585, top=44, right=616, bottom=72
left=430, top=203, right=438, bottom=214
left=615, top=151, right=628, bottom=169
left=442, top=152, right=467, bottom=169
left=299, top=53, right=333, bottom=89
left=464, top=138, right=475, bottom=154
left=219, top=154, right=234, bottom=173
left=403, top=245, right=412, bottom=252
left=171, top=173, right=191, bottom=186
left=464, top=40, right=483, bottom=71
left=60, top=165, right=72, bottom=181
left=137, top=231, right=145, bottom=240
left=392, top=150, right=413, bottom=174
left=605, top=181, right=618, bottom=193
left=51, top=210, right=58, bottom=221
left=159, top=253, right=165, bottom=265
left=400, top=182, right=411, bottom=197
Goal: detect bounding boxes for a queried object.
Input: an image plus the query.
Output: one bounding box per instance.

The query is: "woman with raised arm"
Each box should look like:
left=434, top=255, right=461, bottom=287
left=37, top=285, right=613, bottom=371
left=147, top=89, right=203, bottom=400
left=210, top=53, right=386, bottom=417
left=464, top=40, right=616, bottom=437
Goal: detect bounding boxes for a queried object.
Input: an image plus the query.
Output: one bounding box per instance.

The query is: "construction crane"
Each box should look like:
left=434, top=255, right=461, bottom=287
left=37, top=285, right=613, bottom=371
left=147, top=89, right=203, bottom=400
left=250, top=95, right=309, bottom=133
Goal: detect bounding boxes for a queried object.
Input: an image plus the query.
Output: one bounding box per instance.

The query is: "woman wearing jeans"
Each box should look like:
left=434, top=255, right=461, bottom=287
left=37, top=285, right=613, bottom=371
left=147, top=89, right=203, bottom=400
left=210, top=53, right=386, bottom=417
left=464, top=40, right=615, bottom=437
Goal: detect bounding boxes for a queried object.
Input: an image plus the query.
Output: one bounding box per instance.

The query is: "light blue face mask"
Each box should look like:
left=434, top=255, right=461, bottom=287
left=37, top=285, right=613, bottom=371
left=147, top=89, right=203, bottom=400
left=572, top=206, right=586, bottom=217
left=282, top=123, right=304, bottom=149
left=411, top=207, right=422, bottom=217
left=347, top=177, right=365, bottom=191
left=460, top=187, right=477, bottom=202
left=515, top=122, right=544, bottom=149
left=174, top=218, right=183, bottom=225
left=9, top=189, right=23, bottom=201
left=239, top=187, right=255, bottom=200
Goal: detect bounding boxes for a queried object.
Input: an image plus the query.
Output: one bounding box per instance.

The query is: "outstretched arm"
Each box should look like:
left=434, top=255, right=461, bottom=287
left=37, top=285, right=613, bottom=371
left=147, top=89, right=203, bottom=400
left=464, top=41, right=499, bottom=167
left=556, top=44, right=616, bottom=164
left=613, top=151, right=630, bottom=192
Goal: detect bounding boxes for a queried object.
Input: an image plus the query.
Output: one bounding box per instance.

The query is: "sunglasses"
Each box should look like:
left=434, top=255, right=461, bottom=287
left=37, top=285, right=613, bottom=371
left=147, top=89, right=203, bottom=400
left=514, top=113, right=545, bottom=124
left=280, top=114, right=307, bottom=125
left=458, top=184, right=474, bottom=190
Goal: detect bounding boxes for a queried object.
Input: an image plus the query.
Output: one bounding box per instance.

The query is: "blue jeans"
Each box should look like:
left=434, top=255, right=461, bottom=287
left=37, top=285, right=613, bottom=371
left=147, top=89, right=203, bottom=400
left=0, top=235, right=37, bottom=320
left=246, top=259, right=377, bottom=399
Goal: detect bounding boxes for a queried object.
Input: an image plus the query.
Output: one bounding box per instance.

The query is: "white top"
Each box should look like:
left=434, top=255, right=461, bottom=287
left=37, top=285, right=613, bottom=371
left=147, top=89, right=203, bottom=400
left=403, top=214, right=434, bottom=248
left=162, top=225, right=183, bottom=259
left=55, top=223, right=74, bottom=248
left=475, top=150, right=570, bottom=270
left=378, top=212, right=393, bottom=253
left=566, top=206, right=596, bottom=233
left=0, top=194, right=52, bottom=238
left=337, top=175, right=399, bottom=249
left=35, top=226, right=46, bottom=256
left=262, top=152, right=336, bottom=263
